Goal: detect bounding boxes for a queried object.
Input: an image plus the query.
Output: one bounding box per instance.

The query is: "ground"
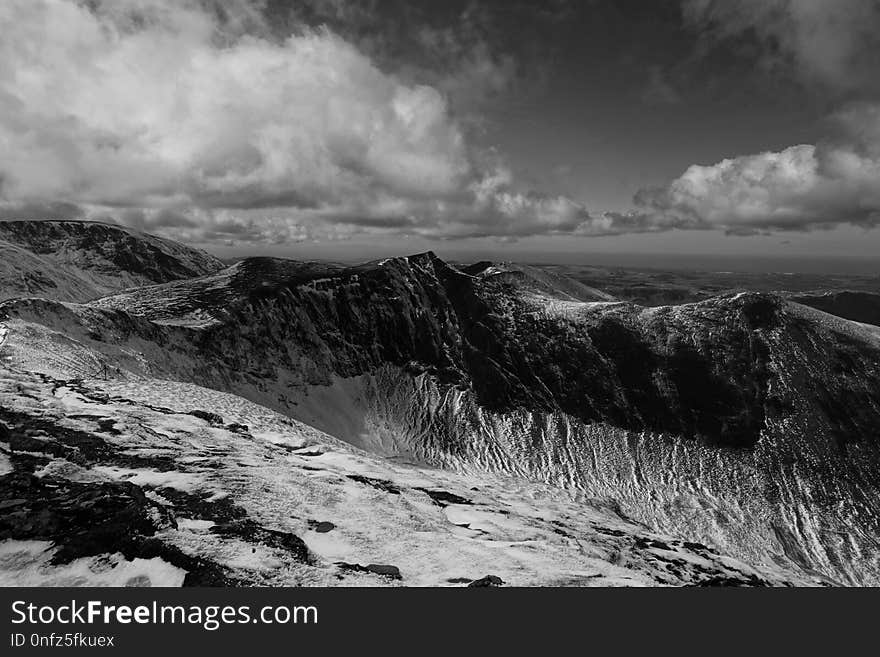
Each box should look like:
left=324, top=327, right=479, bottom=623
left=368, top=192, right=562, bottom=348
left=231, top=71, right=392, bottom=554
left=0, top=358, right=808, bottom=587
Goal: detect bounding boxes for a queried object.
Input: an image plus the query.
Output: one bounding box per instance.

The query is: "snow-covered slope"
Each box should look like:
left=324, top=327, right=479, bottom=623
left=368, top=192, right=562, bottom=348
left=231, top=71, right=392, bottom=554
left=461, top=261, right=617, bottom=303
left=0, top=220, right=224, bottom=303
left=0, top=364, right=803, bottom=586
left=1, top=252, right=879, bottom=585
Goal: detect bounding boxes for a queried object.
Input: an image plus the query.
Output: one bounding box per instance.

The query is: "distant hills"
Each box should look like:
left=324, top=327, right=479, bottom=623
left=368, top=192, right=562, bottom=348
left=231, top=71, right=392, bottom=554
left=0, top=220, right=224, bottom=303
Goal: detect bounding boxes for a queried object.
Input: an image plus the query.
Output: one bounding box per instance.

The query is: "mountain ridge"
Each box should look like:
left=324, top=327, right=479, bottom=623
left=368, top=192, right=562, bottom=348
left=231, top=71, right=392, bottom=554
left=0, top=219, right=225, bottom=303
left=2, top=246, right=880, bottom=583
left=2, top=224, right=880, bottom=585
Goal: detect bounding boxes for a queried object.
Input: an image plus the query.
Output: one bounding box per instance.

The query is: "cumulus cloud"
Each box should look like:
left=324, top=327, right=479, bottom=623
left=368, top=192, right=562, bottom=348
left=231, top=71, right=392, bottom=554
left=0, top=0, right=599, bottom=243
left=633, top=102, right=880, bottom=234
left=286, top=0, right=519, bottom=114
left=6, top=0, right=875, bottom=244
left=629, top=0, right=880, bottom=235
left=0, top=1, right=467, bottom=205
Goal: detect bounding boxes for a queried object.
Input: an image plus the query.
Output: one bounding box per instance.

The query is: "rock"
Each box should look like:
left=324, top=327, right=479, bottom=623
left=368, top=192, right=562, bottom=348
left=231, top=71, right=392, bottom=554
left=468, top=575, right=504, bottom=587
left=346, top=475, right=401, bottom=495
left=337, top=562, right=402, bottom=580
left=211, top=520, right=311, bottom=564
left=189, top=410, right=224, bottom=425
left=415, top=488, right=473, bottom=507
left=365, top=564, right=402, bottom=579
left=0, top=471, right=175, bottom=563
left=96, top=418, right=121, bottom=435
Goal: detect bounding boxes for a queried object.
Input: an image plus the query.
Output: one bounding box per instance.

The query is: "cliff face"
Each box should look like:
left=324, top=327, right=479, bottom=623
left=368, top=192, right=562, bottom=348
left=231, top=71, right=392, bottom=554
left=0, top=220, right=225, bottom=302
left=3, top=252, right=880, bottom=584
left=85, top=253, right=880, bottom=448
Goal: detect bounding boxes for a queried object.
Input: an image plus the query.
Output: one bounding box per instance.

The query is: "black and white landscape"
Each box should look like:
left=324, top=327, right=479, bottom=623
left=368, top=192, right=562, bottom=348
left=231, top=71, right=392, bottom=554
left=2, top=219, right=880, bottom=587
left=1, top=1, right=880, bottom=587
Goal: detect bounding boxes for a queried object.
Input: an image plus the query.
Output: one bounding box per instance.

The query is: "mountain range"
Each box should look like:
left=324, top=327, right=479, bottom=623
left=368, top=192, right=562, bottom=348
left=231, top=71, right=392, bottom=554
left=2, top=220, right=879, bottom=586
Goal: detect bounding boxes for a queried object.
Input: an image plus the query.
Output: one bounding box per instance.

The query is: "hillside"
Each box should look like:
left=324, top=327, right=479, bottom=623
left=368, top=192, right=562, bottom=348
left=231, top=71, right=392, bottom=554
left=2, top=252, right=879, bottom=584
left=788, top=291, right=880, bottom=327
left=0, top=220, right=224, bottom=303
left=0, top=364, right=801, bottom=587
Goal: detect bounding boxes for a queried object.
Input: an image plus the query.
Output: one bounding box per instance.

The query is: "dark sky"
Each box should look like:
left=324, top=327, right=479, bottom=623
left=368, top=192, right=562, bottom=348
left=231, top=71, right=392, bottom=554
left=1, top=0, right=879, bottom=265
left=265, top=0, right=828, bottom=207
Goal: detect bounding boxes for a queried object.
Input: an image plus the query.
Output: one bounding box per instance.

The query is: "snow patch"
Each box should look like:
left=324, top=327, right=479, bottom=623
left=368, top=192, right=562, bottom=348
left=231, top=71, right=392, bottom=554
left=176, top=518, right=216, bottom=532
left=0, top=540, right=186, bottom=587
left=0, top=450, right=12, bottom=476
left=92, top=466, right=206, bottom=492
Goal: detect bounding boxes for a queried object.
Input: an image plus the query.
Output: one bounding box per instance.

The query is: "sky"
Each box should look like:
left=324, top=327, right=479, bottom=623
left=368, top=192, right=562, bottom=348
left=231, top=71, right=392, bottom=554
left=1, top=0, right=879, bottom=267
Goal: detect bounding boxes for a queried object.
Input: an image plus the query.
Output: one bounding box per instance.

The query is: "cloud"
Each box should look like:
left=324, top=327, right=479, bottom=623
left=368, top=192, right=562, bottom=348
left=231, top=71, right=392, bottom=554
left=633, top=102, right=880, bottom=232
left=0, top=1, right=468, bottom=205
left=6, top=1, right=874, bottom=245
left=286, top=1, right=520, bottom=119
left=0, top=201, right=85, bottom=222
left=628, top=2, right=880, bottom=234
left=0, top=0, right=594, bottom=243
left=682, top=0, right=880, bottom=95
